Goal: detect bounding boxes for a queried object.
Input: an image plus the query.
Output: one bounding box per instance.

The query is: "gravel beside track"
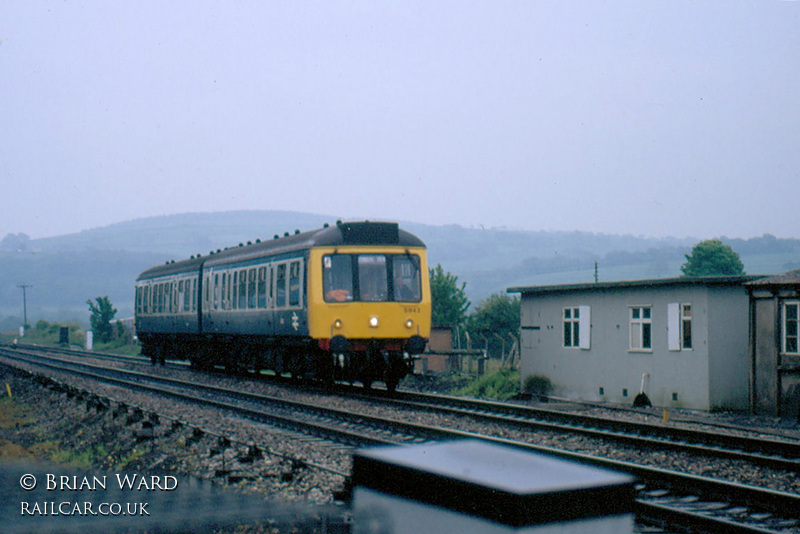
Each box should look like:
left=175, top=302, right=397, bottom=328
left=3, top=348, right=800, bottom=532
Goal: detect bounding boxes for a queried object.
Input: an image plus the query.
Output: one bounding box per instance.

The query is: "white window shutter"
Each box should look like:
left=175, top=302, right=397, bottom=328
left=578, top=305, right=591, bottom=349
left=667, top=302, right=680, bottom=351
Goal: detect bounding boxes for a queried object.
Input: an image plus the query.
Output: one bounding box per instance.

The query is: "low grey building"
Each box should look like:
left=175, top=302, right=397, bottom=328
left=509, top=276, right=758, bottom=412
left=747, top=269, right=800, bottom=419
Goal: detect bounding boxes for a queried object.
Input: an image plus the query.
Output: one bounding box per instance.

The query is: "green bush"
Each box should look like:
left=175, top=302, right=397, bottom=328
left=523, top=374, right=553, bottom=399
left=454, top=368, right=520, bottom=401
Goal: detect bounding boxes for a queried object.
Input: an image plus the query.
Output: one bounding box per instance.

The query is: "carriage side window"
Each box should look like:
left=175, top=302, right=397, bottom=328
left=153, top=284, right=160, bottom=313
left=231, top=271, right=239, bottom=310
left=269, top=265, right=274, bottom=303
left=247, top=268, right=257, bottom=308
left=392, top=255, right=422, bottom=302
left=783, top=301, right=799, bottom=355
left=224, top=273, right=231, bottom=310
left=191, top=279, right=197, bottom=312
left=257, top=267, right=268, bottom=308
left=213, top=274, right=220, bottom=310
left=234, top=270, right=244, bottom=309
left=276, top=263, right=287, bottom=308
left=203, top=275, right=210, bottom=312
left=289, top=261, right=301, bottom=307
left=323, top=255, right=353, bottom=302
left=630, top=306, right=652, bottom=351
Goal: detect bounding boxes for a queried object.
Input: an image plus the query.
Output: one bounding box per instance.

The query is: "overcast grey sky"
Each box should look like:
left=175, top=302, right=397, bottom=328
left=1, top=1, right=798, bottom=240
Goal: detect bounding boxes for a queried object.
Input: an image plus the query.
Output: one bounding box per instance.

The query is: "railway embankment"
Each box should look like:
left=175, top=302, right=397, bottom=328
left=0, top=363, right=351, bottom=532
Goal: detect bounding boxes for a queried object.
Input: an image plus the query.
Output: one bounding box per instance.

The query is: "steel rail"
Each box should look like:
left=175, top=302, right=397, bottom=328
left=3, top=346, right=799, bottom=533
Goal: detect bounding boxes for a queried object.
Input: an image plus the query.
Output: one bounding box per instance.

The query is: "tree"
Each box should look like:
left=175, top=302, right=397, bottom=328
left=0, top=233, right=30, bottom=252
left=466, top=293, right=520, bottom=359
left=87, top=296, right=117, bottom=343
left=681, top=239, right=745, bottom=276
left=429, top=263, right=470, bottom=326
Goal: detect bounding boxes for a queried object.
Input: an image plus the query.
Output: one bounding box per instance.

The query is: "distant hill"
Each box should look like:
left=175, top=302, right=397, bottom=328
left=2, top=210, right=799, bottom=330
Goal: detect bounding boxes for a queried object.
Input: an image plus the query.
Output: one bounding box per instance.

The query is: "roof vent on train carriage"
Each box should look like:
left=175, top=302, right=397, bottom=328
left=295, top=229, right=300, bottom=235
left=339, top=221, right=400, bottom=245
left=284, top=232, right=290, bottom=237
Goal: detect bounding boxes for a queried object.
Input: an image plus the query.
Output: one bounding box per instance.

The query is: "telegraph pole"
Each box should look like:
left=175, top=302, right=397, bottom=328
left=18, top=284, right=32, bottom=334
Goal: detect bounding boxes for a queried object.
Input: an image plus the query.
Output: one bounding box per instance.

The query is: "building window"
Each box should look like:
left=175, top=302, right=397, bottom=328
left=563, top=306, right=591, bottom=349
left=681, top=304, right=692, bottom=349
left=630, top=306, right=652, bottom=351
left=783, top=301, right=799, bottom=355
left=563, top=308, right=580, bottom=347
left=668, top=303, right=692, bottom=351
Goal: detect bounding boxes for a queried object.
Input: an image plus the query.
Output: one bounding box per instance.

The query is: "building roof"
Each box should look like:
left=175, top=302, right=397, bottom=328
left=745, top=268, right=800, bottom=287
left=508, top=275, right=762, bottom=296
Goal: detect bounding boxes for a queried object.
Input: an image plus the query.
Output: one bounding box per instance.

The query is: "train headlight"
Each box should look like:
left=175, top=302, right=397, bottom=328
left=369, top=316, right=379, bottom=328
left=333, top=319, right=343, bottom=329
left=405, top=319, right=414, bottom=329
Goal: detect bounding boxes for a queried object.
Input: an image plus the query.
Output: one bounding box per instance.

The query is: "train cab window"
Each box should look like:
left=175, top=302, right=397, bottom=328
left=323, top=255, right=353, bottom=302
left=257, top=267, right=268, bottom=308
left=392, top=255, right=422, bottom=302
left=358, top=255, right=388, bottom=302
left=276, top=263, right=287, bottom=308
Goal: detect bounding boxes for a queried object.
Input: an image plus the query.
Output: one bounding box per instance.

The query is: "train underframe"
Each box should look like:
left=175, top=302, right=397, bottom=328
left=138, top=333, right=416, bottom=392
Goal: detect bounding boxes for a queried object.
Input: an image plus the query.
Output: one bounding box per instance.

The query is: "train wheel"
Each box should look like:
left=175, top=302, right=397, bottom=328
left=150, top=345, right=162, bottom=366
left=385, top=376, right=399, bottom=393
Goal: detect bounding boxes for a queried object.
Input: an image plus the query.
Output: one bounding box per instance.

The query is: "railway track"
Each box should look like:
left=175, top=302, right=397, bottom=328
left=367, top=388, right=800, bottom=472
left=2, top=344, right=799, bottom=533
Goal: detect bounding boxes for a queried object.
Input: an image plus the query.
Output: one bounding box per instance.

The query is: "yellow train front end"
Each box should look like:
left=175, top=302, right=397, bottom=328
left=307, top=244, right=431, bottom=391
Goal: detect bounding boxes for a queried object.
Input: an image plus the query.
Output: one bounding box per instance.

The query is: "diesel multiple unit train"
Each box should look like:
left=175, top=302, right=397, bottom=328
left=134, top=221, right=431, bottom=391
